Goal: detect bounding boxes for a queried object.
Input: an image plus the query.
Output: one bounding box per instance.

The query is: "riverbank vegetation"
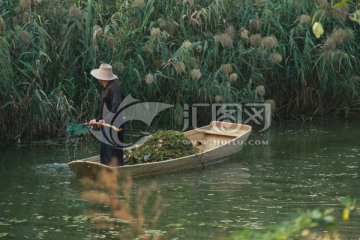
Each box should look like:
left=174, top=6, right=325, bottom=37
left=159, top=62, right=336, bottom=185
left=231, top=197, right=359, bottom=240
left=0, top=0, right=359, bottom=144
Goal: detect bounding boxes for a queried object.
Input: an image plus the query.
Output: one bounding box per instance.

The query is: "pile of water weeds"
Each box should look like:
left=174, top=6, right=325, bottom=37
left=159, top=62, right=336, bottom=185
left=125, top=130, right=196, bottom=165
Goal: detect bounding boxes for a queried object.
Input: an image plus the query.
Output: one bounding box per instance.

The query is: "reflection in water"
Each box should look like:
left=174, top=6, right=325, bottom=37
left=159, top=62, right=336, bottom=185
left=80, top=170, right=165, bottom=239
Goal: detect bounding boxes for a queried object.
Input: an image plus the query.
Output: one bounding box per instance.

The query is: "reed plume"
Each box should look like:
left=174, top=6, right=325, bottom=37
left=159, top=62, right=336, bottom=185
left=229, top=73, right=238, bottom=82
left=181, top=40, right=192, bottom=49
left=299, top=15, right=311, bottom=24
left=215, top=95, right=224, bottom=103
left=262, top=36, right=278, bottom=49
left=250, top=34, right=262, bottom=47
left=220, top=64, right=233, bottom=74
left=214, top=34, right=233, bottom=48
left=145, top=73, right=155, bottom=85
left=20, top=0, right=31, bottom=8
left=256, top=85, right=266, bottom=97
left=190, top=68, right=202, bottom=80
left=269, top=53, right=283, bottom=64
left=150, top=28, right=161, bottom=39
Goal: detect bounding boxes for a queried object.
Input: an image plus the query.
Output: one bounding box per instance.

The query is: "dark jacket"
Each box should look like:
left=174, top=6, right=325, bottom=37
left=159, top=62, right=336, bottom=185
left=96, top=80, right=123, bottom=121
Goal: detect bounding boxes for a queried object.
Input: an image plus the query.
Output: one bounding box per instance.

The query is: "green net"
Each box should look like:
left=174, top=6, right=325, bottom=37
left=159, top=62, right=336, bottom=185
left=67, top=122, right=91, bottom=137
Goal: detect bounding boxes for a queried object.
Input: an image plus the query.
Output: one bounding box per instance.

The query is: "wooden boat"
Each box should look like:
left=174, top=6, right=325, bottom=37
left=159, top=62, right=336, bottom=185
left=68, top=121, right=252, bottom=178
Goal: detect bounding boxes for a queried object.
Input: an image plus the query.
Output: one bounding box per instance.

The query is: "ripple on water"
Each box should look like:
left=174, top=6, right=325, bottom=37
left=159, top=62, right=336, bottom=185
left=32, top=163, right=68, bottom=175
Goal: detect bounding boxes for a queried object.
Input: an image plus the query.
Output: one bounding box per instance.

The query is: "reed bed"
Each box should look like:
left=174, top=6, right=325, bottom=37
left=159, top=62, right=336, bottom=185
left=0, top=0, right=359, bottom=144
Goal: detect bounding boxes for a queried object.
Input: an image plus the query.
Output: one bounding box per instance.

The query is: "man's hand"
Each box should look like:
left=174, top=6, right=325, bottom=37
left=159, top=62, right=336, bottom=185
left=89, top=119, right=105, bottom=126
left=89, top=119, right=97, bottom=126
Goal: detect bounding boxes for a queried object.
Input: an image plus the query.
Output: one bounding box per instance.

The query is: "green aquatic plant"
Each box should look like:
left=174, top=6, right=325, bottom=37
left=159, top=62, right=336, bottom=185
left=125, top=130, right=196, bottom=165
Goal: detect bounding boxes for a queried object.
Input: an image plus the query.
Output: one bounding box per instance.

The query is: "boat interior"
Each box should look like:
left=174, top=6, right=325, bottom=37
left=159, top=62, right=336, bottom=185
left=76, top=122, right=251, bottom=163
left=184, top=121, right=251, bottom=152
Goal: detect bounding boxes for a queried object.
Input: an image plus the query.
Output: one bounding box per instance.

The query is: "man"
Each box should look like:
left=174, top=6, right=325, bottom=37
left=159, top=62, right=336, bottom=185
left=89, top=63, right=124, bottom=166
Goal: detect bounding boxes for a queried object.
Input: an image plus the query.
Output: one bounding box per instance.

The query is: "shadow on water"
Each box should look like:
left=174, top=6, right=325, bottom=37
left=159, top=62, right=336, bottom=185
left=0, top=120, right=359, bottom=239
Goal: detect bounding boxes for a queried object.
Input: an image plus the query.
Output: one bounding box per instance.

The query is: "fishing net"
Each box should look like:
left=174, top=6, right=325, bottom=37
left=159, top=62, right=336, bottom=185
left=67, top=122, right=91, bottom=137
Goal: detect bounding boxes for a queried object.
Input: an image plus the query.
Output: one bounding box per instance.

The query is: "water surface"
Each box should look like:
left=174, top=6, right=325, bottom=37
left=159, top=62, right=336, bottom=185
left=0, top=121, right=359, bottom=239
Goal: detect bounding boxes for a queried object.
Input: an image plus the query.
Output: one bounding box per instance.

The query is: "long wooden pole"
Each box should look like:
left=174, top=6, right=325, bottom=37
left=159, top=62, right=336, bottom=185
left=84, top=122, right=122, bottom=132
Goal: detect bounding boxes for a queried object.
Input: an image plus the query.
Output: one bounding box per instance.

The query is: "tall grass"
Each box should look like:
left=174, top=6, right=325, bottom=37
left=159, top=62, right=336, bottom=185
left=0, top=0, right=359, bottom=144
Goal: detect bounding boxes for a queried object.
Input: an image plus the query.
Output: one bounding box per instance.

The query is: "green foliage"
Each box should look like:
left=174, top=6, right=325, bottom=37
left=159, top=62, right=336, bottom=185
left=0, top=0, right=359, bottom=144
left=125, top=130, right=195, bottom=165
left=350, top=10, right=360, bottom=23
left=232, top=198, right=360, bottom=240
left=231, top=209, right=336, bottom=240
left=339, top=197, right=357, bottom=221
left=312, top=0, right=360, bottom=37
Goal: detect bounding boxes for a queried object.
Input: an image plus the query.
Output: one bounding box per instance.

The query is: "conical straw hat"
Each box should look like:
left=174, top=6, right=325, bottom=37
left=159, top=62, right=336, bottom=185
left=90, top=63, right=118, bottom=81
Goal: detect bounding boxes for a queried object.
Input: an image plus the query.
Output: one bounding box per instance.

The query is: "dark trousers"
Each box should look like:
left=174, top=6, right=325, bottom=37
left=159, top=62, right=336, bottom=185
left=100, top=143, right=124, bottom=166
left=99, top=125, right=124, bottom=166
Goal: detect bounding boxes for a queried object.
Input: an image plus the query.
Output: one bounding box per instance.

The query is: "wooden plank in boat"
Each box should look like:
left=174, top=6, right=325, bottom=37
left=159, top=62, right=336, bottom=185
left=203, top=130, right=241, bottom=137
